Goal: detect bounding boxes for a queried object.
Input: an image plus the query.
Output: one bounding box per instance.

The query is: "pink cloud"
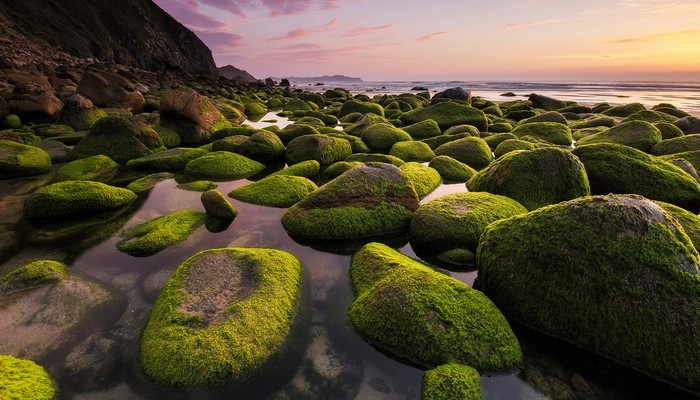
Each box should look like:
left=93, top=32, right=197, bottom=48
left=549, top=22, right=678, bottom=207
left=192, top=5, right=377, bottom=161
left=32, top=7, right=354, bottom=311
left=193, top=30, right=244, bottom=51
left=198, top=0, right=256, bottom=18
left=267, top=18, right=339, bottom=41
left=261, top=0, right=340, bottom=17
left=415, top=31, right=447, bottom=43
left=342, top=24, right=396, bottom=37
left=154, top=0, right=227, bottom=30
left=282, top=43, right=324, bottom=50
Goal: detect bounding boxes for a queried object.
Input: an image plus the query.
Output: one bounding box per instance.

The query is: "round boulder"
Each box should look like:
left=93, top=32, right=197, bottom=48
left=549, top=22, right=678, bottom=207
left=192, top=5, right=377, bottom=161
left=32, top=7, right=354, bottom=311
left=0, top=140, right=53, bottom=179
left=24, top=181, right=136, bottom=221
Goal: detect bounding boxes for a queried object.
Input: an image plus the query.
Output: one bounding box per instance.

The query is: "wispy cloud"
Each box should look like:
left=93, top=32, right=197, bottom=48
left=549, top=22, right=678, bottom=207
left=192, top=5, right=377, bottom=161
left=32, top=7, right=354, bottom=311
left=499, top=19, right=562, bottom=30
left=281, top=43, right=324, bottom=50
left=621, top=0, right=700, bottom=13
left=154, top=0, right=227, bottom=30
left=267, top=18, right=339, bottom=41
left=342, top=24, right=396, bottom=37
left=536, top=54, right=635, bottom=60
left=415, top=31, right=447, bottom=43
left=191, top=0, right=340, bottom=18
left=610, top=29, right=700, bottom=43
left=193, top=30, right=244, bottom=51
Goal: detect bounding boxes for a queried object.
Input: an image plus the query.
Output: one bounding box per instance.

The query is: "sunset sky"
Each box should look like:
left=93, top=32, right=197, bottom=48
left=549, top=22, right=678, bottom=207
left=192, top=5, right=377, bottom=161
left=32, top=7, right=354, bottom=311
left=153, top=0, right=700, bottom=82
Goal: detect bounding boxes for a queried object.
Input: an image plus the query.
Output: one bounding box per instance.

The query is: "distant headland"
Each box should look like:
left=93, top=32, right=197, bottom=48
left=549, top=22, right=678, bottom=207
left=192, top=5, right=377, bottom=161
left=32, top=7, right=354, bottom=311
left=272, top=75, right=364, bottom=84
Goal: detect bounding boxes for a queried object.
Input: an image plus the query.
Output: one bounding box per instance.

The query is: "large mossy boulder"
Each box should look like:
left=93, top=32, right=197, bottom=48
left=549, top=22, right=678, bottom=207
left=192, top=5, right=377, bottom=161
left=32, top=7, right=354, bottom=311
left=67, top=115, right=164, bottom=164
left=651, top=134, right=700, bottom=156
left=576, top=120, right=662, bottom=153
left=215, top=130, right=285, bottom=164
left=477, top=194, right=700, bottom=391
left=399, top=162, right=441, bottom=198
left=411, top=192, right=527, bottom=252
left=428, top=155, right=477, bottom=182
left=270, top=159, right=320, bottom=180
left=338, top=99, right=385, bottom=118
left=56, top=93, right=107, bottom=131
left=57, top=154, right=119, bottom=181
left=467, top=148, right=591, bottom=211
left=510, top=122, right=572, bottom=146
left=117, top=210, right=207, bottom=256
left=275, top=124, right=321, bottom=145
left=572, top=143, right=700, bottom=212
left=159, top=87, right=234, bottom=145
left=601, top=102, right=646, bottom=117
left=24, top=181, right=136, bottom=220
left=285, top=134, right=351, bottom=166
left=281, top=163, right=420, bottom=240
left=434, top=137, right=493, bottom=169
left=184, top=151, right=264, bottom=180
left=400, top=101, right=488, bottom=132
left=348, top=243, right=522, bottom=371
left=229, top=175, right=318, bottom=208
left=360, top=123, right=412, bottom=152
left=0, top=355, right=57, bottom=400
left=140, top=248, right=302, bottom=388
left=494, top=139, right=535, bottom=158
left=389, top=140, right=436, bottom=162
left=402, top=119, right=442, bottom=140
left=421, top=363, right=481, bottom=400
left=528, top=94, right=568, bottom=111
left=125, top=147, right=209, bottom=171
left=0, top=140, right=52, bottom=179
left=655, top=201, right=700, bottom=251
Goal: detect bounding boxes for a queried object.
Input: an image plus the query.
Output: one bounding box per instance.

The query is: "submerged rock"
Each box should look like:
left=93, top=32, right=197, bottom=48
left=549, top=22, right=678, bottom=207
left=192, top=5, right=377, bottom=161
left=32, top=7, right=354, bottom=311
left=0, top=355, right=56, bottom=400
left=0, top=140, right=53, bottom=179
left=117, top=210, right=207, bottom=256
left=24, top=181, right=136, bottom=221
left=126, top=147, right=208, bottom=172
left=348, top=243, right=522, bottom=371
left=140, top=248, right=302, bottom=388
left=477, top=194, right=700, bottom=391
left=281, top=163, right=420, bottom=240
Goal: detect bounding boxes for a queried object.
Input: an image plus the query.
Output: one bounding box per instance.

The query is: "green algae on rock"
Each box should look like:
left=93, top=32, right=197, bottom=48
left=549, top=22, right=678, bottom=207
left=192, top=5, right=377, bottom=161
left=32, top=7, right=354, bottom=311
left=399, top=162, right=441, bottom=198
left=345, top=153, right=404, bottom=167
left=0, top=139, right=52, bottom=179
left=281, top=163, right=420, bottom=240
left=126, top=172, right=176, bottom=193
left=126, top=147, right=209, bottom=171
left=0, top=260, right=67, bottom=294
left=218, top=130, right=286, bottom=164
left=117, top=210, right=207, bottom=256
left=411, top=192, right=527, bottom=252
left=494, top=139, right=536, bottom=158
left=140, top=248, right=302, bottom=389
left=285, top=134, right=352, bottom=166
left=421, top=363, right=481, bottom=400
left=576, top=120, right=662, bottom=153
left=467, top=147, right=591, bottom=211
left=323, top=161, right=363, bottom=180
left=654, top=200, right=700, bottom=251
left=201, top=190, right=237, bottom=220
left=0, top=355, right=57, bottom=400
left=348, top=242, right=522, bottom=371
left=360, top=123, right=412, bottom=152
left=56, top=154, right=119, bottom=181
left=510, top=122, right=573, bottom=146
left=400, top=101, right=488, bottom=132
left=270, top=159, right=320, bottom=180
left=651, top=134, right=700, bottom=156
left=184, top=151, right=264, bottom=180
left=24, top=181, right=137, bottom=221
left=434, top=137, right=493, bottom=170
left=229, top=175, right=318, bottom=208
left=428, top=155, right=477, bottom=182
left=477, top=194, right=700, bottom=391
left=402, top=119, right=442, bottom=140
left=389, top=140, right=436, bottom=162
left=572, top=143, right=700, bottom=212
left=338, top=99, right=385, bottom=118
left=177, top=180, right=218, bottom=192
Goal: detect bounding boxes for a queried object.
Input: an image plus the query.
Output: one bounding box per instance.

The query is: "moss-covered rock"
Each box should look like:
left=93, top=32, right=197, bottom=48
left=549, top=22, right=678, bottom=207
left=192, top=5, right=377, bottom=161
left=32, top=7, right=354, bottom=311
left=400, top=101, right=488, bottom=132
left=488, top=122, right=514, bottom=133
left=388, top=140, right=435, bottom=162
left=655, top=122, right=685, bottom=140
left=572, top=143, right=700, bottom=212
left=358, top=123, right=410, bottom=153
left=569, top=115, right=617, bottom=130
left=56, top=93, right=107, bottom=131
left=285, top=134, right=351, bottom=166
left=177, top=180, right=218, bottom=192
left=126, top=147, right=209, bottom=171
left=651, top=134, right=700, bottom=156
left=421, top=363, right=481, bottom=400
left=155, top=125, right=182, bottom=148
left=67, top=115, right=164, bottom=164
left=428, top=155, right=477, bottom=182
left=494, top=139, right=536, bottom=158
left=338, top=99, right=384, bottom=118
left=281, top=163, right=419, bottom=240
left=0, top=140, right=53, bottom=178
left=420, top=133, right=469, bottom=150
left=510, top=122, right=572, bottom=146
left=326, top=132, right=370, bottom=153
left=477, top=194, right=700, bottom=391
left=520, top=111, right=568, bottom=125
left=201, top=190, right=237, bottom=219
left=0, top=355, right=56, bottom=400
left=159, top=88, right=234, bottom=145
left=345, top=153, right=404, bottom=166
left=57, top=154, right=119, bottom=182
left=601, top=102, right=646, bottom=117
left=343, top=113, right=391, bottom=136
left=219, top=130, right=286, bottom=164
left=275, top=124, right=321, bottom=145
left=348, top=242, right=522, bottom=371
left=411, top=192, right=527, bottom=252
left=528, top=94, right=568, bottom=111
left=659, top=150, right=700, bottom=173
left=126, top=172, right=176, bottom=192
left=655, top=200, right=700, bottom=251
left=434, top=137, right=493, bottom=169
left=323, top=161, right=363, bottom=179
left=0, top=260, right=67, bottom=294
left=184, top=151, right=264, bottom=180
left=402, top=119, right=442, bottom=140
left=482, top=132, right=517, bottom=149
left=244, top=101, right=266, bottom=116
left=575, top=120, right=662, bottom=153
left=399, top=162, right=441, bottom=198
left=283, top=98, right=313, bottom=112
left=24, top=181, right=136, bottom=220
left=270, top=159, right=320, bottom=180
left=623, top=110, right=677, bottom=124
left=229, top=175, right=317, bottom=208
left=468, top=148, right=590, bottom=211
left=117, top=210, right=207, bottom=256
left=140, top=248, right=302, bottom=388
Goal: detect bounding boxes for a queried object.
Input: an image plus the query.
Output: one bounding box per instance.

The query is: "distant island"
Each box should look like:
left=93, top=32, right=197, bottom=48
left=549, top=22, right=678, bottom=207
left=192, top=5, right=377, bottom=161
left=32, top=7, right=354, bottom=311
left=218, top=65, right=257, bottom=83
left=273, top=75, right=363, bottom=84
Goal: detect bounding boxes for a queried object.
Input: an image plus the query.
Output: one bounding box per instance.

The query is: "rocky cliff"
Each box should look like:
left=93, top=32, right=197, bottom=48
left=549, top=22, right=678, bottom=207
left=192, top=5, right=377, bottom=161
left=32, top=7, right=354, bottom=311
left=0, top=0, right=218, bottom=77
left=218, top=65, right=257, bottom=83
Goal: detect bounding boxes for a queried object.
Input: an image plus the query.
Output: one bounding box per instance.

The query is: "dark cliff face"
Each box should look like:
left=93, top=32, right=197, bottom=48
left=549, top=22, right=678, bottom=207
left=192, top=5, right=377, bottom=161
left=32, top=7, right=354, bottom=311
left=0, top=0, right=218, bottom=77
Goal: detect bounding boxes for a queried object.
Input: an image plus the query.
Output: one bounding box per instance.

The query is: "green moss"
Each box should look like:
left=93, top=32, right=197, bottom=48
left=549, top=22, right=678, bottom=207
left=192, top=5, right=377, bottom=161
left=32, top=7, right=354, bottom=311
left=154, top=126, right=182, bottom=149
left=573, top=143, right=700, bottom=211
left=655, top=200, right=700, bottom=251
left=44, top=124, right=75, bottom=137
left=229, top=175, right=317, bottom=208
left=275, top=124, right=321, bottom=145
left=623, top=110, right=677, bottom=124
left=284, top=98, right=313, bottom=112
left=126, top=147, right=209, bottom=171
left=0, top=140, right=53, bottom=178
left=270, top=160, right=320, bottom=180
left=117, top=210, right=207, bottom=256
left=200, top=190, right=237, bottom=220
left=244, top=101, right=267, bottom=116
left=1, top=114, right=22, bottom=129
left=494, top=139, right=536, bottom=158
left=411, top=192, right=527, bottom=251
left=345, top=153, right=404, bottom=166
left=520, top=111, right=568, bottom=125
left=126, top=172, right=176, bottom=192
left=651, top=134, right=700, bottom=156
left=326, top=132, right=370, bottom=153
left=510, top=122, right=572, bottom=146
left=0, top=260, right=67, bottom=293
left=601, top=102, right=646, bottom=117
left=573, top=127, right=608, bottom=141
left=184, top=151, right=264, bottom=180
left=659, top=150, right=700, bottom=173
left=421, top=363, right=481, bottom=400
left=434, top=137, right=493, bottom=169
left=477, top=194, right=700, bottom=391
left=655, top=122, right=685, bottom=140
left=444, top=125, right=480, bottom=136
left=482, top=132, right=517, bottom=149
left=293, top=116, right=325, bottom=127
left=357, top=123, right=410, bottom=153
left=57, top=154, right=119, bottom=182
left=488, top=122, right=514, bottom=133
left=419, top=133, right=468, bottom=150
left=323, top=161, right=363, bottom=179
left=399, top=162, right=441, bottom=198
left=286, top=135, right=352, bottom=166
left=569, top=115, right=617, bottom=130
left=388, top=140, right=436, bottom=162
left=576, top=121, right=662, bottom=153
left=428, top=155, right=477, bottom=182
left=211, top=124, right=257, bottom=140
left=402, top=119, right=442, bottom=140
left=343, top=113, right=391, bottom=136
left=348, top=243, right=522, bottom=371
left=0, top=355, right=56, bottom=400
left=467, top=147, right=591, bottom=211
left=400, top=102, right=488, bottom=132
left=24, top=181, right=137, bottom=220
left=338, top=99, right=385, bottom=118
left=177, top=180, right=218, bottom=192
left=140, top=248, right=302, bottom=388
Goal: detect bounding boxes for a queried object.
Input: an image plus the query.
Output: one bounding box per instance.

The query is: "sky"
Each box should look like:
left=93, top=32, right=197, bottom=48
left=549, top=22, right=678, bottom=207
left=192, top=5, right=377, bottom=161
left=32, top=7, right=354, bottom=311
left=153, top=0, right=700, bottom=82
